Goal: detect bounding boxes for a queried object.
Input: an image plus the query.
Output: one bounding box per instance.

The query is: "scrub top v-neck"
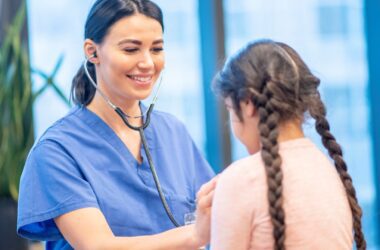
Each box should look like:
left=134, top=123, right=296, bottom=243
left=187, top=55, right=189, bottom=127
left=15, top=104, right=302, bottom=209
left=17, top=104, right=215, bottom=250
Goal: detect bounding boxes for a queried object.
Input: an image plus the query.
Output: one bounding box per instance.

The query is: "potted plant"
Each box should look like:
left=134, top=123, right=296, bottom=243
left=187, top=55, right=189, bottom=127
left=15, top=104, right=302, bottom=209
left=0, top=2, right=69, bottom=249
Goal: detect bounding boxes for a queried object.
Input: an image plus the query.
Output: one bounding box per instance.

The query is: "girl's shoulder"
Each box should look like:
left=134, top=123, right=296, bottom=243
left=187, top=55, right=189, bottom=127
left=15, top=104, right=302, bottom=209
left=219, top=152, right=266, bottom=189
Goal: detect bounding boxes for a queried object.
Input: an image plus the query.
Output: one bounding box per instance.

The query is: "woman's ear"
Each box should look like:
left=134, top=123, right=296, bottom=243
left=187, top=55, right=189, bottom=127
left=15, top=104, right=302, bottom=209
left=84, top=39, right=98, bottom=63
left=240, top=99, right=256, bottom=119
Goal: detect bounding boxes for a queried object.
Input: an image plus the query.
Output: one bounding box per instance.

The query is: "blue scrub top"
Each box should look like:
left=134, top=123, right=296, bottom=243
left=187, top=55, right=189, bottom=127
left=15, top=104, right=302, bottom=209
left=17, top=104, right=215, bottom=249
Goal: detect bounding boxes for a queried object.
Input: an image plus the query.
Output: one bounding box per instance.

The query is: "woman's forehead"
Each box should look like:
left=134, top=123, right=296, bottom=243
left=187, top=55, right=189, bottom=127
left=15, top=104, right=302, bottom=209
left=104, top=14, right=163, bottom=43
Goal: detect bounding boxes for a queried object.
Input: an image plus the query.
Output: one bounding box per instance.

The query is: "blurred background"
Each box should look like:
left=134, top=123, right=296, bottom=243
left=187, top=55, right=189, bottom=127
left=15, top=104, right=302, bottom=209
left=1, top=0, right=379, bottom=249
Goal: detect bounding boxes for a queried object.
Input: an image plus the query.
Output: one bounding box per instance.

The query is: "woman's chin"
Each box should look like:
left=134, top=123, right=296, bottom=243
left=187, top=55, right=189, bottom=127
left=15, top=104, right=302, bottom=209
left=135, top=91, right=154, bottom=101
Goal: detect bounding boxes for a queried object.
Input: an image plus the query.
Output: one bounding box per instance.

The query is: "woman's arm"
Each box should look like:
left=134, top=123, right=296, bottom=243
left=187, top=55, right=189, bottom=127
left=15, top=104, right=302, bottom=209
left=55, top=207, right=198, bottom=250
left=55, top=177, right=218, bottom=250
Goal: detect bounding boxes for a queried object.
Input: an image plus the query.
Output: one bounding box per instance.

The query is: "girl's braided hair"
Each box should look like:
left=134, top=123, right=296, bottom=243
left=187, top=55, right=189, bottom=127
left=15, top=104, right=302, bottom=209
left=213, top=39, right=366, bottom=250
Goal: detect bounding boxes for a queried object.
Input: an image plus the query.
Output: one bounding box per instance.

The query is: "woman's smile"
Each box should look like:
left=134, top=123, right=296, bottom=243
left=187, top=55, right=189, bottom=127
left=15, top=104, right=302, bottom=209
left=127, top=74, right=154, bottom=87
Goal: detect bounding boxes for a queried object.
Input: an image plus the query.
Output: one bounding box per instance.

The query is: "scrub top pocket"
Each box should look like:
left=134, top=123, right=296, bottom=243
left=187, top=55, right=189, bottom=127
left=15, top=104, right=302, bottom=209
left=166, top=193, right=196, bottom=226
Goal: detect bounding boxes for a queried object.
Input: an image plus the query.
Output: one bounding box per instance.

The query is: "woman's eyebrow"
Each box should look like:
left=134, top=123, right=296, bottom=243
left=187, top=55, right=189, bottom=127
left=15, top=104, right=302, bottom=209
left=118, top=39, right=141, bottom=45
left=118, top=38, right=164, bottom=46
left=153, top=39, right=164, bottom=45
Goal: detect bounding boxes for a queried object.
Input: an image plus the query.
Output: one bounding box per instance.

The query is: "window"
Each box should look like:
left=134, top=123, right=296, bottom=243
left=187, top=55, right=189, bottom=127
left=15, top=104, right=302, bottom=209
left=149, top=0, right=206, bottom=152
left=318, top=4, right=349, bottom=38
left=27, top=0, right=93, bottom=137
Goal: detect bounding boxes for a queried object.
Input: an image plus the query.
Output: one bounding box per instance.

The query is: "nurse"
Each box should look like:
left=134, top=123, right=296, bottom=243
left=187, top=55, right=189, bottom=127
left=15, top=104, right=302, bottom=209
left=17, top=0, right=215, bottom=249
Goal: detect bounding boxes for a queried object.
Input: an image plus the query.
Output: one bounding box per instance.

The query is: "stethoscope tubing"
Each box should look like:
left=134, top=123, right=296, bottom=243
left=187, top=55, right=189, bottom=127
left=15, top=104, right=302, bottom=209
left=83, top=57, right=180, bottom=227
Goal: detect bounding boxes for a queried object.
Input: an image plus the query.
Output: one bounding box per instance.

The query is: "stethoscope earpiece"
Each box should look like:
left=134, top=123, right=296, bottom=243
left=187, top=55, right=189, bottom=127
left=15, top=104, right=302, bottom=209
left=87, top=53, right=97, bottom=64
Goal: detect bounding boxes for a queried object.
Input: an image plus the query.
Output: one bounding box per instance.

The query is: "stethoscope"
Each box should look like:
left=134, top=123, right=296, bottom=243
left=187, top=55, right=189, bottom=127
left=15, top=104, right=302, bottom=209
left=84, top=55, right=180, bottom=227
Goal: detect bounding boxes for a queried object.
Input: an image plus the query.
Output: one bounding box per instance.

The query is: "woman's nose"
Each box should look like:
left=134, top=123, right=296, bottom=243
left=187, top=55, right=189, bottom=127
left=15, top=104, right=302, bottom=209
left=137, top=52, right=154, bottom=69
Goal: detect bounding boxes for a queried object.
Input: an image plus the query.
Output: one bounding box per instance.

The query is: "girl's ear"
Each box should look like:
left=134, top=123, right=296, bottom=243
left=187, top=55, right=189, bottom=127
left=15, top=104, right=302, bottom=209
left=240, top=99, right=256, bottom=118
left=84, top=39, right=99, bottom=64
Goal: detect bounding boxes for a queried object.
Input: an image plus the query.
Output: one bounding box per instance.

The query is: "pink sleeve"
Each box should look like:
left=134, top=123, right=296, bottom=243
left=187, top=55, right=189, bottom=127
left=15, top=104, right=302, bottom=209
left=210, top=166, right=253, bottom=250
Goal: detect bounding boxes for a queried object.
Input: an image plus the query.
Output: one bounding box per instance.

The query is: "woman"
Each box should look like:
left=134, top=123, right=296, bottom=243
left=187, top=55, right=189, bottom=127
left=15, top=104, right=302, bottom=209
left=17, top=0, right=215, bottom=249
left=211, top=39, right=366, bottom=249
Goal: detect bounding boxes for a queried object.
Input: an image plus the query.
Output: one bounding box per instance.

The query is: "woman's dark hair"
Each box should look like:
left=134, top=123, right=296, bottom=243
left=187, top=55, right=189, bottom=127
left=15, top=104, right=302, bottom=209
left=71, top=0, right=164, bottom=105
left=213, top=39, right=366, bottom=250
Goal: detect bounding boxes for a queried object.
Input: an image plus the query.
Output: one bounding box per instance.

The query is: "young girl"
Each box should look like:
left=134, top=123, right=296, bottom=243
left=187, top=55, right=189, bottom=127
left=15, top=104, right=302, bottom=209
left=211, top=39, right=366, bottom=249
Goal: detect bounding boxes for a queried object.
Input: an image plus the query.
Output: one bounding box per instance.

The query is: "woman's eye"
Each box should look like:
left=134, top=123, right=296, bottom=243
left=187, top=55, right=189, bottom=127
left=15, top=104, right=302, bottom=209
left=123, top=48, right=139, bottom=53
left=152, top=47, right=164, bottom=53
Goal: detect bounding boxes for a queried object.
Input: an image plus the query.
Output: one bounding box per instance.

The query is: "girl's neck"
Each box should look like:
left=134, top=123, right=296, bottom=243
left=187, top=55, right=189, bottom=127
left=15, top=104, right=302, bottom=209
left=277, top=120, right=305, bottom=143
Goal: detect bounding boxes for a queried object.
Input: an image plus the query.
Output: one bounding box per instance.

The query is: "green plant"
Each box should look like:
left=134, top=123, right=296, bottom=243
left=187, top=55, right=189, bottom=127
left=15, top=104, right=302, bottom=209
left=0, top=2, right=70, bottom=200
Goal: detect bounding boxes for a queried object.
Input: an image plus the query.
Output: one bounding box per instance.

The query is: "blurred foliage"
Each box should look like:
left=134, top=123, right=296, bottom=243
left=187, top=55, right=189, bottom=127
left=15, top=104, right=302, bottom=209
left=0, top=2, right=70, bottom=200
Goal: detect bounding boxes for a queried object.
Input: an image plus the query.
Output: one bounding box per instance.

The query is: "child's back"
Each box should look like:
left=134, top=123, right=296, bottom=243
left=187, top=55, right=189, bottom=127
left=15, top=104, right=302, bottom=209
left=211, top=138, right=353, bottom=249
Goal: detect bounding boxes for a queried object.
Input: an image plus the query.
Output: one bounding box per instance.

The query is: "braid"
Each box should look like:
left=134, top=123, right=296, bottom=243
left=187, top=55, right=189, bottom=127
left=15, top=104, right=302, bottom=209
left=309, top=93, right=366, bottom=250
left=254, top=83, right=286, bottom=250
left=214, top=39, right=365, bottom=249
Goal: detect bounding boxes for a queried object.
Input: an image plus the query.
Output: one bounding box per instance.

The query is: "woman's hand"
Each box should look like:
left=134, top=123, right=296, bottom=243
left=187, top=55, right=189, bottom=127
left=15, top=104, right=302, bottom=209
left=193, top=176, right=219, bottom=247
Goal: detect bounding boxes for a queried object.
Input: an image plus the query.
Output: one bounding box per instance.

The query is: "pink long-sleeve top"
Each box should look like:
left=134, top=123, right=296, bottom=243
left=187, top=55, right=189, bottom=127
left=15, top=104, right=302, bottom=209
left=211, top=138, right=353, bottom=250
